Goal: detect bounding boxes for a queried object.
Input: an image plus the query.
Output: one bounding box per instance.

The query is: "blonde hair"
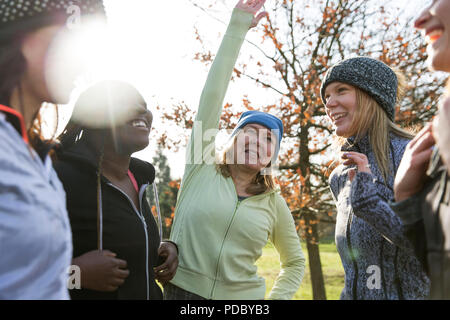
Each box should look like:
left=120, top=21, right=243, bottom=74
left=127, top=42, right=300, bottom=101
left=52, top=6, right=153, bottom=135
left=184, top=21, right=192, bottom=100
left=336, top=69, right=414, bottom=184
left=216, top=135, right=275, bottom=195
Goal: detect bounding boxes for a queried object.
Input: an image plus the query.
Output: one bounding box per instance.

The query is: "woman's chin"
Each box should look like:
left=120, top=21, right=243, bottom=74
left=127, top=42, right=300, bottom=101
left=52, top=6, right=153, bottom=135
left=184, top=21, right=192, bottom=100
left=241, top=161, right=270, bottom=174
left=134, top=140, right=150, bottom=152
left=119, top=139, right=149, bottom=155
left=237, top=162, right=258, bottom=172
left=335, top=127, right=352, bottom=138
left=429, top=49, right=450, bottom=73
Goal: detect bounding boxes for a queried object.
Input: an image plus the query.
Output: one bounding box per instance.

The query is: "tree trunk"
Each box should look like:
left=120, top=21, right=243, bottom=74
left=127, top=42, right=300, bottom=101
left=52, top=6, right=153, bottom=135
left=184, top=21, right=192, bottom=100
left=304, top=212, right=327, bottom=300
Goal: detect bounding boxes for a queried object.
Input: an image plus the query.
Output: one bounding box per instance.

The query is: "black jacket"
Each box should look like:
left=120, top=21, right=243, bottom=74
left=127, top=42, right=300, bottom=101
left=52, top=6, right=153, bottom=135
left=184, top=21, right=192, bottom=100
left=54, top=140, right=163, bottom=300
left=392, top=148, right=450, bottom=299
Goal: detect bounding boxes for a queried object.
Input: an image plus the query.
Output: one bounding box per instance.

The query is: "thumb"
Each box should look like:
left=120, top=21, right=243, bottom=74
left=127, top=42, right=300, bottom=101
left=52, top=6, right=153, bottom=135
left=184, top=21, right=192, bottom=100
left=251, top=11, right=268, bottom=28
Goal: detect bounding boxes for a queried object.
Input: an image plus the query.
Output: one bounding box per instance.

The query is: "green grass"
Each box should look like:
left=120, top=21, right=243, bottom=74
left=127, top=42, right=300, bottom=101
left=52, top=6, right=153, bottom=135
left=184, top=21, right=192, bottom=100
left=256, top=241, right=344, bottom=300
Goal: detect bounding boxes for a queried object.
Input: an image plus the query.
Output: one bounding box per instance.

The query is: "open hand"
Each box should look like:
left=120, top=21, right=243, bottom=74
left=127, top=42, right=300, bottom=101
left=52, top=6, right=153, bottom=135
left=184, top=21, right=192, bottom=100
left=235, top=0, right=268, bottom=29
left=342, top=151, right=372, bottom=182
left=394, top=123, right=435, bottom=202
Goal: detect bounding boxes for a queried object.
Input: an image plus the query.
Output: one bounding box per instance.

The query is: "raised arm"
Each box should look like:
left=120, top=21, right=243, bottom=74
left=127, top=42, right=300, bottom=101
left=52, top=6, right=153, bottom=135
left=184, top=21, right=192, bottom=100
left=185, top=0, right=267, bottom=166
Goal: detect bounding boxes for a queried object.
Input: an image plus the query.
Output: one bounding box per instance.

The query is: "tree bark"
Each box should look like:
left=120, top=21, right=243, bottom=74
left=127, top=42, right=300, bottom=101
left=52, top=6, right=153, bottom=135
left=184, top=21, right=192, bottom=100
left=304, top=211, right=327, bottom=300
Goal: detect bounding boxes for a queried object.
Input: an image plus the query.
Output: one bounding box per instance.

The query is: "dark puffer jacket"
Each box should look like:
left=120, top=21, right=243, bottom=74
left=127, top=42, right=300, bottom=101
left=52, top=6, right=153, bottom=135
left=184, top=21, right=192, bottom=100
left=329, top=133, right=430, bottom=300
left=54, top=140, right=163, bottom=300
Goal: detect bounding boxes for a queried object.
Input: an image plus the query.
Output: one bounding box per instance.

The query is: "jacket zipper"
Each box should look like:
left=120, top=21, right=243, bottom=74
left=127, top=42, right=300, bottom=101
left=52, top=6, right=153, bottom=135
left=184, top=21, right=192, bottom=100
left=209, top=184, right=274, bottom=299
left=207, top=185, right=277, bottom=299
left=107, top=182, right=150, bottom=300
left=209, top=199, right=243, bottom=299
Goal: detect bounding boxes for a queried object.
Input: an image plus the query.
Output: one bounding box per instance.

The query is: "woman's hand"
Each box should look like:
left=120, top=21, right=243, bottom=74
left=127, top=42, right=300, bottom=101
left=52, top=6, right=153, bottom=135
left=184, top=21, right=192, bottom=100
left=433, top=96, right=450, bottom=173
left=72, top=250, right=130, bottom=292
left=342, top=151, right=372, bottom=182
left=394, top=123, right=435, bottom=202
left=154, top=242, right=179, bottom=286
left=235, top=0, right=268, bottom=29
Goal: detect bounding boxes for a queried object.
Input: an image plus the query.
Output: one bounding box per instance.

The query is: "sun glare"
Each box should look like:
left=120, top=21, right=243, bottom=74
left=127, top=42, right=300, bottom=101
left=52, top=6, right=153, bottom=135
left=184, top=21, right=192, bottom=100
left=42, top=14, right=136, bottom=137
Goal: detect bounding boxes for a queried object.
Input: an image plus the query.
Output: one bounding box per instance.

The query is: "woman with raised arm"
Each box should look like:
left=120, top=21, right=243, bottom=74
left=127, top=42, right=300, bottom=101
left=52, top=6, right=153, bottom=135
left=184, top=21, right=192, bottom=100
left=165, top=0, right=305, bottom=300
left=321, top=57, right=430, bottom=299
left=392, top=0, right=450, bottom=299
left=0, top=0, right=105, bottom=299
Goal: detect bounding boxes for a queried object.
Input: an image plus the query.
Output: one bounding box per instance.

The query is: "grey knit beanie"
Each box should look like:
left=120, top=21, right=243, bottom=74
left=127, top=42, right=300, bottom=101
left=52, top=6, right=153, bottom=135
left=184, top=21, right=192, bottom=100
left=320, top=57, right=398, bottom=121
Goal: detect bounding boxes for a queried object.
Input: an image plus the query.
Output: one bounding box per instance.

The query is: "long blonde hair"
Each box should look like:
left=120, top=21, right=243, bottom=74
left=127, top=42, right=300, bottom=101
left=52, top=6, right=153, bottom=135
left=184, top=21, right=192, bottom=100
left=216, top=135, right=276, bottom=195
left=336, top=69, right=414, bottom=184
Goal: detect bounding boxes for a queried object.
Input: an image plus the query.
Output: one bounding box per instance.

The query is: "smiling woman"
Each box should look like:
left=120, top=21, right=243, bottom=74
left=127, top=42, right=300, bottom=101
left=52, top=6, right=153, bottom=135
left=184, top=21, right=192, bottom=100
left=54, top=80, right=179, bottom=300
left=0, top=0, right=107, bottom=300
left=323, top=82, right=358, bottom=138
left=415, top=0, right=450, bottom=72
left=391, top=0, right=450, bottom=300
left=321, top=56, right=430, bottom=300
left=166, top=0, right=306, bottom=301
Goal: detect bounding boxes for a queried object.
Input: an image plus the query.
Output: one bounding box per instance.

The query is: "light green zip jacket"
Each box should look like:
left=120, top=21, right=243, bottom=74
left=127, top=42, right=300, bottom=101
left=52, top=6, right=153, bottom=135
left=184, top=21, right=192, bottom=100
left=169, top=8, right=305, bottom=300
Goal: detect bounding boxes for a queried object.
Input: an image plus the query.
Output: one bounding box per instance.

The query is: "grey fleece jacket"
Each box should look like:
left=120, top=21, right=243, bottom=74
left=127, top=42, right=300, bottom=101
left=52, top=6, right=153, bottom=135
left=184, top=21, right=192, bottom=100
left=329, top=133, right=430, bottom=300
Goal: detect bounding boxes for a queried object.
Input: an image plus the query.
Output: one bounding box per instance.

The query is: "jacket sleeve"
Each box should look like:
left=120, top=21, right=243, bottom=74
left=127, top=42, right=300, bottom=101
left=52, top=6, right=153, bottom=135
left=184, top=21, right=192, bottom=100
left=268, top=195, right=306, bottom=300
left=350, top=171, right=415, bottom=252
left=0, top=126, right=44, bottom=297
left=184, top=8, right=253, bottom=171
left=329, top=167, right=341, bottom=203
left=390, top=196, right=428, bottom=273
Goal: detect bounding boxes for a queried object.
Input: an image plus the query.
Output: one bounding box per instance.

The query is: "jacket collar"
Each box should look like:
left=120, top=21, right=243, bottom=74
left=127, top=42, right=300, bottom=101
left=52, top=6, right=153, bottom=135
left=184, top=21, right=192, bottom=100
left=0, top=104, right=29, bottom=143
left=341, top=134, right=370, bottom=154
left=56, top=139, right=155, bottom=186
